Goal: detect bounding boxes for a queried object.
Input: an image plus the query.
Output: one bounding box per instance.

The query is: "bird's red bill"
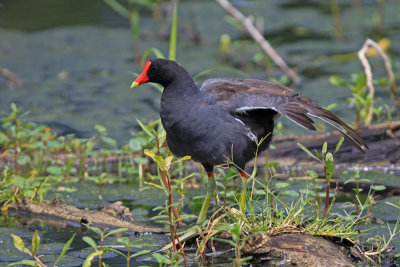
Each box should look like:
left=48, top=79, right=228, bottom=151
left=131, top=61, right=151, bottom=88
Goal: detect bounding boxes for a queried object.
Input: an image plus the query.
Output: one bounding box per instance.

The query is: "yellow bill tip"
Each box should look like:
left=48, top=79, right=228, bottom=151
left=131, top=81, right=140, bottom=88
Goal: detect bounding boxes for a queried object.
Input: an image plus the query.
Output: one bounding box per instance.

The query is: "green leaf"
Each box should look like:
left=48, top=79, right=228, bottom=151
left=325, top=103, right=337, bottom=111
left=137, top=119, right=154, bottom=137
left=129, top=249, right=151, bottom=259
left=101, top=136, right=117, bottom=147
left=154, top=155, right=167, bottom=172
left=275, top=181, right=290, bottom=189
left=46, top=165, right=62, bottom=175
left=11, top=234, right=26, bottom=253
left=152, top=252, right=171, bottom=264
left=353, top=93, right=366, bottom=105
left=11, top=102, right=18, bottom=112
left=47, top=140, right=62, bottom=149
left=82, top=251, right=103, bottom=267
left=116, top=237, right=130, bottom=246
left=107, top=247, right=127, bottom=258
left=334, top=137, right=344, bottom=154
left=353, top=188, right=363, bottom=194
left=31, top=230, right=40, bottom=256
left=8, top=260, right=36, bottom=266
left=140, top=48, right=165, bottom=64
left=65, top=158, right=74, bottom=177
left=129, top=137, right=146, bottom=151
left=55, top=233, right=76, bottom=265
left=133, top=156, right=148, bottom=165
left=11, top=175, right=26, bottom=188
left=192, top=66, right=249, bottom=81
left=85, top=224, right=103, bottom=237
left=329, top=75, right=347, bottom=87
left=322, top=142, right=327, bottom=155
left=306, top=170, right=318, bottom=178
left=143, top=181, right=164, bottom=190
left=344, top=179, right=355, bottom=184
left=94, top=124, right=107, bottom=135
left=297, top=143, right=319, bottom=161
left=370, top=185, right=386, bottom=191
left=354, top=73, right=366, bottom=91
left=385, top=202, right=400, bottom=209
left=315, top=150, right=322, bottom=159
left=212, top=237, right=237, bottom=247
left=0, top=132, right=9, bottom=144
left=104, top=228, right=128, bottom=238
left=325, top=152, right=334, bottom=181
left=375, top=77, right=388, bottom=85
left=83, top=236, right=98, bottom=250
left=17, top=155, right=30, bottom=165
left=104, top=0, right=130, bottom=18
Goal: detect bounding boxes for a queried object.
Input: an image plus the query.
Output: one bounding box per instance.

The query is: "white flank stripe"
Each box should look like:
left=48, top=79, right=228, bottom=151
left=234, top=117, right=257, bottom=142
left=235, top=106, right=278, bottom=113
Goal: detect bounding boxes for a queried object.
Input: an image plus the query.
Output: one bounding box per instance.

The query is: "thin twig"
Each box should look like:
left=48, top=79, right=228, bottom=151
left=357, top=38, right=400, bottom=124
left=358, top=41, right=375, bottom=125
left=216, top=0, right=300, bottom=85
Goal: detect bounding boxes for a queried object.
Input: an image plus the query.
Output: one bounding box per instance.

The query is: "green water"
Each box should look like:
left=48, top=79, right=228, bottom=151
left=0, top=0, right=399, bottom=142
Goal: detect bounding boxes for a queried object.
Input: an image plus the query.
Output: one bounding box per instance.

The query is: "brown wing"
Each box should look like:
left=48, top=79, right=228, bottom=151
left=200, top=77, right=295, bottom=98
left=200, top=78, right=368, bottom=152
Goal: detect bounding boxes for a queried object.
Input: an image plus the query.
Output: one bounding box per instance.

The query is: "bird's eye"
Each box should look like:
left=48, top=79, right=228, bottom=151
left=152, top=66, right=159, bottom=71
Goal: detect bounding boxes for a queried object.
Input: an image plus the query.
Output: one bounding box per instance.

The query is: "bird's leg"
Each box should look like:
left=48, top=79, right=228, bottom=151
left=196, top=172, right=216, bottom=224
left=239, top=171, right=247, bottom=216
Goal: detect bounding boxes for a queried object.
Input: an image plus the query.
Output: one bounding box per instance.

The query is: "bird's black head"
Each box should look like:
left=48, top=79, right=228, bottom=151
left=131, top=58, right=186, bottom=88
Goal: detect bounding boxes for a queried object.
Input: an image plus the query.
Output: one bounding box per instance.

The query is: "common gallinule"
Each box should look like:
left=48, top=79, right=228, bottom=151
left=131, top=58, right=368, bottom=223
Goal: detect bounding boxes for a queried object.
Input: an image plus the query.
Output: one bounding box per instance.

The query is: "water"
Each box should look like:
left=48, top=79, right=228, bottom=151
left=1, top=0, right=400, bottom=265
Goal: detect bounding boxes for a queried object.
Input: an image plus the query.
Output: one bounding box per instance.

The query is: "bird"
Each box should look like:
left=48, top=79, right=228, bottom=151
left=131, top=58, right=368, bottom=223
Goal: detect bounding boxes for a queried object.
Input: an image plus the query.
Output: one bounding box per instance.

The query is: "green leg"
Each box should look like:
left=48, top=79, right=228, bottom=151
left=197, top=172, right=216, bottom=224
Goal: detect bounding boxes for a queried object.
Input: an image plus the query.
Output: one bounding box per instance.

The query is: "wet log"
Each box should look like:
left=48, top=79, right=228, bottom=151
left=6, top=198, right=165, bottom=233
left=244, top=233, right=354, bottom=267
left=267, top=121, right=400, bottom=167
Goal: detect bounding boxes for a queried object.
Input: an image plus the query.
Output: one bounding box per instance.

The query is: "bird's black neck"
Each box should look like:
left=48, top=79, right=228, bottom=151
left=162, top=76, right=199, bottom=98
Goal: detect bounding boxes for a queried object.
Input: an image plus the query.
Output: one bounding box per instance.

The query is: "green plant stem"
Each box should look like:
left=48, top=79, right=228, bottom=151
left=197, top=173, right=216, bottom=223
left=118, top=155, right=122, bottom=178
left=323, top=182, right=330, bottom=219
left=14, top=139, right=18, bottom=174
left=38, top=149, right=44, bottom=174
left=127, top=243, right=130, bottom=267
left=155, top=138, right=181, bottom=225
left=330, top=0, right=343, bottom=41
left=356, top=175, right=360, bottom=215
left=99, top=236, right=104, bottom=267
left=138, top=163, right=143, bottom=187
left=239, top=173, right=247, bottom=216
left=313, top=178, right=320, bottom=218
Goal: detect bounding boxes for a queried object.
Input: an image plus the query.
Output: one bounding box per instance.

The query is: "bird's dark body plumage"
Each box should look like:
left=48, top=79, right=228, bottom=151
left=134, top=59, right=367, bottom=173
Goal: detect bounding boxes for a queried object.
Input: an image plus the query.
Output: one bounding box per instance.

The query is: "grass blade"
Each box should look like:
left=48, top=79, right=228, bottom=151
left=169, top=0, right=178, bottom=60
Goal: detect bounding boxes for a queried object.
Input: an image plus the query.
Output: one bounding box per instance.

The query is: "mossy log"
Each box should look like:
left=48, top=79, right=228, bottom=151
left=243, top=233, right=354, bottom=267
